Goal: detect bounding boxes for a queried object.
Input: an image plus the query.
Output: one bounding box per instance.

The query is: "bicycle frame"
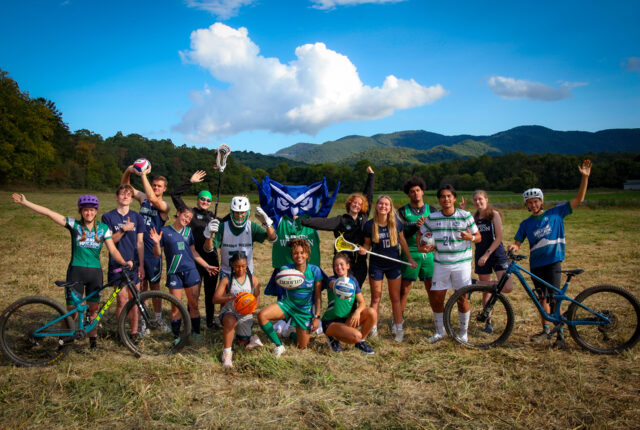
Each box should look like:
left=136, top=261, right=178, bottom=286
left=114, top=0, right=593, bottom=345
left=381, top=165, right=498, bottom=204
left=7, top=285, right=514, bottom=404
left=493, top=258, right=613, bottom=328
left=32, top=269, right=142, bottom=340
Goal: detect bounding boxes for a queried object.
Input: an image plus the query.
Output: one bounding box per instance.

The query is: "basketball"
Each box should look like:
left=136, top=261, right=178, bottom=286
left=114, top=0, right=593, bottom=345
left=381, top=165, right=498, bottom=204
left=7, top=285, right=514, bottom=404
left=275, top=268, right=305, bottom=290
left=334, top=276, right=355, bottom=299
left=420, top=232, right=436, bottom=248
left=234, top=292, right=257, bottom=315
left=133, top=158, right=151, bottom=173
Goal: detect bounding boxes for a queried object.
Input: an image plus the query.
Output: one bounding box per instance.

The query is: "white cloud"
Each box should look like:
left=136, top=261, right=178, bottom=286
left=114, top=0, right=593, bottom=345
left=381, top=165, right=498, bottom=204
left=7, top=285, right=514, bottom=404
left=184, top=0, right=254, bottom=19
left=175, top=23, right=446, bottom=141
left=310, top=0, right=406, bottom=9
left=622, top=57, right=640, bottom=73
left=487, top=76, right=586, bottom=101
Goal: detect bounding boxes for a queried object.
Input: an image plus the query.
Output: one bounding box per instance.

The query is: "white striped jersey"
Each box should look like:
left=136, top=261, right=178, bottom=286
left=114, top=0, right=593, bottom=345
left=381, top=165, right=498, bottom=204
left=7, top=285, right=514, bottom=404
left=419, top=209, right=478, bottom=265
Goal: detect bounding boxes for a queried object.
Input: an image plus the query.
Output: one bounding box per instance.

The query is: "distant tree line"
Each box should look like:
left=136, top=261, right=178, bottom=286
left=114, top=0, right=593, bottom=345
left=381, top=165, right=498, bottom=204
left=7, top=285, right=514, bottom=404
left=2, top=68, right=639, bottom=194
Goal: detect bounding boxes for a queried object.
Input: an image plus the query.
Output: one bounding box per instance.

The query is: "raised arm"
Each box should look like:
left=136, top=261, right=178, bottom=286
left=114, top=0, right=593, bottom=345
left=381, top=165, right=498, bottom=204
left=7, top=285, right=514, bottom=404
left=570, top=159, right=592, bottom=209
left=12, top=193, right=66, bottom=227
left=299, top=215, right=342, bottom=232
left=364, top=166, right=375, bottom=217
left=171, top=170, right=207, bottom=210
left=140, top=171, right=170, bottom=217
left=121, top=166, right=145, bottom=203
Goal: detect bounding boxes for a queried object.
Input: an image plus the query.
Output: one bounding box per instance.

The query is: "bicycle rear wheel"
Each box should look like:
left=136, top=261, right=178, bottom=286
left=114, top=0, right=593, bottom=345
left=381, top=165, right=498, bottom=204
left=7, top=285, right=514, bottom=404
left=118, top=291, right=191, bottom=356
left=0, top=296, right=74, bottom=366
left=443, top=285, right=514, bottom=349
left=567, top=285, right=640, bottom=354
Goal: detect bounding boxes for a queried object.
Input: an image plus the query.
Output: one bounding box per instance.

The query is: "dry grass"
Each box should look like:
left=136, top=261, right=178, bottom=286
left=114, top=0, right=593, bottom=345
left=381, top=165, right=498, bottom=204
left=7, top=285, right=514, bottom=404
left=0, top=191, right=639, bottom=429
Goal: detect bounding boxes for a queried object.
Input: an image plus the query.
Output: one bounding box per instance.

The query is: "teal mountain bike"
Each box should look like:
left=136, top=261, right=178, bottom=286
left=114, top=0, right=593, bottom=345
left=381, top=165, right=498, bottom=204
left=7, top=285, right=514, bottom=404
left=0, top=267, right=191, bottom=366
left=443, top=252, right=640, bottom=354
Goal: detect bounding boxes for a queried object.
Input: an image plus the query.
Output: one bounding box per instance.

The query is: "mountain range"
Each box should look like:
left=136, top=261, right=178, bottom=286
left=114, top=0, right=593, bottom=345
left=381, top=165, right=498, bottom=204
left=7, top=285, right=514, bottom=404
left=273, top=126, right=640, bottom=165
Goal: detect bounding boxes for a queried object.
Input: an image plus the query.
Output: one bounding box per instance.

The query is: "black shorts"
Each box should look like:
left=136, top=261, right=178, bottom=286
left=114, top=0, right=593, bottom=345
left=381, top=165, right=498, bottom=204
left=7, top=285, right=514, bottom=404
left=475, top=247, right=509, bottom=275
left=322, top=317, right=348, bottom=334
left=65, top=266, right=103, bottom=305
left=530, top=262, right=562, bottom=300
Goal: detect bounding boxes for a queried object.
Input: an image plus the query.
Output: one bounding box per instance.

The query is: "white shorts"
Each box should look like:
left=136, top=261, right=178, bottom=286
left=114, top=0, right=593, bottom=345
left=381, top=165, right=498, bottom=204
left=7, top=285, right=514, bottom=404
left=219, top=309, right=254, bottom=339
left=431, top=261, right=472, bottom=291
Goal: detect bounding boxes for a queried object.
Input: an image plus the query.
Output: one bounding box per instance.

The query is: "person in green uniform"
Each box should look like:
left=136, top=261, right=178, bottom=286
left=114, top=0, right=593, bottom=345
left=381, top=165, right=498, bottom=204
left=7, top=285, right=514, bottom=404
left=11, top=193, right=132, bottom=348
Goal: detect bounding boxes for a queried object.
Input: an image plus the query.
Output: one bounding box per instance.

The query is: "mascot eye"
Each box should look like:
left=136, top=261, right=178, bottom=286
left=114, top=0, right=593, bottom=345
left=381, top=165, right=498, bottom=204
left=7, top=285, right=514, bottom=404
left=299, top=197, right=313, bottom=211
left=276, top=197, right=290, bottom=211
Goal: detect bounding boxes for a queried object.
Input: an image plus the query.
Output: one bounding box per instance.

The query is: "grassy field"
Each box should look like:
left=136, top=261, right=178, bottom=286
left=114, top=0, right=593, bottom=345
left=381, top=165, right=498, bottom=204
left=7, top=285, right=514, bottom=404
left=0, top=190, right=639, bottom=429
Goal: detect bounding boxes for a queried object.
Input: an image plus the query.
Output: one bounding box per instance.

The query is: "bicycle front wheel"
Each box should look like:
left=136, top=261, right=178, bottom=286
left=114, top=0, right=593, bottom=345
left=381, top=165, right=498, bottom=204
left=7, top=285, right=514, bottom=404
left=0, top=296, right=74, bottom=366
left=118, top=290, right=191, bottom=356
left=443, top=285, right=514, bottom=349
left=567, top=285, right=640, bottom=354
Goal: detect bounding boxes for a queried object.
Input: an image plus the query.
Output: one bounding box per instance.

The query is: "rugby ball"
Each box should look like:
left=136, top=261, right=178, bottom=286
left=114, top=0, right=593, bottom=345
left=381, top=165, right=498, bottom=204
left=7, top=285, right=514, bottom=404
left=334, top=276, right=355, bottom=299
left=133, top=158, right=151, bottom=173
left=275, top=268, right=305, bottom=290
left=420, top=232, right=436, bottom=247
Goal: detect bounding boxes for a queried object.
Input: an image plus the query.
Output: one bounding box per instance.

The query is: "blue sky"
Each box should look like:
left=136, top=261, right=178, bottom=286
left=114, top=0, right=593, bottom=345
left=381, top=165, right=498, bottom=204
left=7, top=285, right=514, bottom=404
left=2, top=0, right=639, bottom=154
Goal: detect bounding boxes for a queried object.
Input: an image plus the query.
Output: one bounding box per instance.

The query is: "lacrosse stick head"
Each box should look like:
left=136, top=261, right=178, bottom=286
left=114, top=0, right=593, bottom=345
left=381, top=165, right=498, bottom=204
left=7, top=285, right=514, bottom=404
left=216, top=144, right=231, bottom=172
left=334, top=234, right=359, bottom=253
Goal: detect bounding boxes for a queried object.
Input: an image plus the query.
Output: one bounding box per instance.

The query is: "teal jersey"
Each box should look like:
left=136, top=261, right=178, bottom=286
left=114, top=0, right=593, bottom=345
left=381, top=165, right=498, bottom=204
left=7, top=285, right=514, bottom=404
left=400, top=204, right=431, bottom=251
left=272, top=216, right=321, bottom=268
left=322, top=275, right=361, bottom=321
left=65, top=217, right=112, bottom=269
left=280, top=264, right=322, bottom=314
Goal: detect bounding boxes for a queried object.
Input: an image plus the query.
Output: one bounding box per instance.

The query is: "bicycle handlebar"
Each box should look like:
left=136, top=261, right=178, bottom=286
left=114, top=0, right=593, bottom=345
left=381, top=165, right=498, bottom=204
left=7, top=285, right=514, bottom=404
left=507, top=250, right=527, bottom=261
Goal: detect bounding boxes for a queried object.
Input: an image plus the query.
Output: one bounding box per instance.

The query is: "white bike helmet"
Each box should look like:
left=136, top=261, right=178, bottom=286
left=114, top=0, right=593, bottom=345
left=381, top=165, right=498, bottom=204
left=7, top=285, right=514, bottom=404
left=522, top=188, right=544, bottom=203
left=230, top=196, right=250, bottom=228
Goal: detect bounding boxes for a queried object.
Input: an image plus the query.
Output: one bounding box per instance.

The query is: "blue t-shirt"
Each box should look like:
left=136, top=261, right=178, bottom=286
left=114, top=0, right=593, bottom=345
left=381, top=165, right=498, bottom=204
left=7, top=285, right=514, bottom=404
left=514, top=202, right=572, bottom=269
left=102, top=209, right=146, bottom=268
left=160, top=225, right=197, bottom=275
left=279, top=263, right=323, bottom=314
left=363, top=218, right=404, bottom=270
left=140, top=199, right=167, bottom=252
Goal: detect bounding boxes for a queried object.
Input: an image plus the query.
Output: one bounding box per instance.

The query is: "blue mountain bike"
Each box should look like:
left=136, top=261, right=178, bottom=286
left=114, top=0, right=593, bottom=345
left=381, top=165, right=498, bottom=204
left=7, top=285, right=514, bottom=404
left=443, top=252, right=640, bottom=354
left=0, top=267, right=191, bottom=366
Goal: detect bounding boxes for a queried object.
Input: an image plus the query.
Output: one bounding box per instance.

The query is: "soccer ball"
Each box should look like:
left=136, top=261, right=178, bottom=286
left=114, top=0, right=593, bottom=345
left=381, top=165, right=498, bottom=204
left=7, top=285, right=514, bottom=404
left=334, top=276, right=355, bottom=299
left=275, top=268, right=305, bottom=290
left=420, top=232, right=436, bottom=248
left=133, top=158, right=151, bottom=173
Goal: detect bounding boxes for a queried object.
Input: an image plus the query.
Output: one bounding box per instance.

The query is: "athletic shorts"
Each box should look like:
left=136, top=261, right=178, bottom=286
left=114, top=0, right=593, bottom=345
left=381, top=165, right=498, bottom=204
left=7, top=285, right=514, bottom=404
left=530, top=261, right=562, bottom=300
left=401, top=250, right=434, bottom=281
left=166, top=269, right=201, bottom=290
left=474, top=247, right=509, bottom=275
left=369, top=266, right=401, bottom=281
left=107, top=263, right=140, bottom=286
left=431, top=261, right=472, bottom=291
left=321, top=317, right=348, bottom=334
left=65, top=266, right=103, bottom=305
left=144, top=253, right=163, bottom=284
left=219, top=309, right=254, bottom=339
left=277, top=300, right=313, bottom=330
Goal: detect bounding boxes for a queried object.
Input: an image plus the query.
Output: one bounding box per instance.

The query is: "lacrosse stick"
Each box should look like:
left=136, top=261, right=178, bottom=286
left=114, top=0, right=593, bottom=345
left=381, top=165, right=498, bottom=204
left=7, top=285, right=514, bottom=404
left=214, top=144, right=231, bottom=217
left=334, top=234, right=412, bottom=266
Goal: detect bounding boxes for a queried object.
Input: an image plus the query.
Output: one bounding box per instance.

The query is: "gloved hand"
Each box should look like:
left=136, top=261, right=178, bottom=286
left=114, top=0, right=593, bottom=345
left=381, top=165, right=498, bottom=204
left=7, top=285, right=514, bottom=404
left=204, top=219, right=220, bottom=239
left=254, top=207, right=273, bottom=228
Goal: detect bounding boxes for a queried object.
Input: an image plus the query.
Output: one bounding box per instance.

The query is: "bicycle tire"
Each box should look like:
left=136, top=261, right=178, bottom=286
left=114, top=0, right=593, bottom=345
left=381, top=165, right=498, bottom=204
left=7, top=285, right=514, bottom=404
left=0, top=296, right=75, bottom=366
left=567, top=284, right=640, bottom=354
left=443, top=285, right=515, bottom=349
left=118, top=290, right=191, bottom=356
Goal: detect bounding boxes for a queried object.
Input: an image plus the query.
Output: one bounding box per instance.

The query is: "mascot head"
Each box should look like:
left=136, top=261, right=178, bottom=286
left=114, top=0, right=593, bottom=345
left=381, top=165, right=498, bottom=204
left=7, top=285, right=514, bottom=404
left=252, top=177, right=340, bottom=225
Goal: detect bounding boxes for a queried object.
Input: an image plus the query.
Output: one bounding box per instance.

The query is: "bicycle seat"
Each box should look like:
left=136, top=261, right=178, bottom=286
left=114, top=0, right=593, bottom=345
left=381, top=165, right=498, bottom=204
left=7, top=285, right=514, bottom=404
left=558, top=269, right=584, bottom=275
left=55, top=280, right=82, bottom=288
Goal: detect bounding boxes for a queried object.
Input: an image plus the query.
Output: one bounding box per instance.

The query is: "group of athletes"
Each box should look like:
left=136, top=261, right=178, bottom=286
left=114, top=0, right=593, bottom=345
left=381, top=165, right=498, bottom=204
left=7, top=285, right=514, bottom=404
left=11, top=158, right=593, bottom=366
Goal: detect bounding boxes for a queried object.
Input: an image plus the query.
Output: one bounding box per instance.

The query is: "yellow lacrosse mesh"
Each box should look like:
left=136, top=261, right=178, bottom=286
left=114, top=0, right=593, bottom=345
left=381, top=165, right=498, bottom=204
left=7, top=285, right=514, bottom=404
left=334, top=234, right=359, bottom=253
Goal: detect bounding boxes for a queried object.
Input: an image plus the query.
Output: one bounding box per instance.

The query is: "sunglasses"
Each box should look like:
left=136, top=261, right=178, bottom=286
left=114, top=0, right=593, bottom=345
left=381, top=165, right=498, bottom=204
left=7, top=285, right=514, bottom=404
left=199, top=197, right=212, bottom=203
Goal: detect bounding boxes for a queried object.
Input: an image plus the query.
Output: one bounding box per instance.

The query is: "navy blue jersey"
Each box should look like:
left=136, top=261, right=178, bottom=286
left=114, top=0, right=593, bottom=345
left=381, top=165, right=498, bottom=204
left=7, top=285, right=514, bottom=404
left=363, top=218, right=404, bottom=270
left=160, top=225, right=197, bottom=275
left=140, top=199, right=167, bottom=252
left=102, top=209, right=146, bottom=268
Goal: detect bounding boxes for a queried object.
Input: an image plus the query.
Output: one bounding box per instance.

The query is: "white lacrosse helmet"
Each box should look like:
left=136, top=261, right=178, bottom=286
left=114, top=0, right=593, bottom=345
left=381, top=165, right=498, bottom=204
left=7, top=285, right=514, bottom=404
left=523, top=188, right=544, bottom=203
left=230, top=196, right=250, bottom=228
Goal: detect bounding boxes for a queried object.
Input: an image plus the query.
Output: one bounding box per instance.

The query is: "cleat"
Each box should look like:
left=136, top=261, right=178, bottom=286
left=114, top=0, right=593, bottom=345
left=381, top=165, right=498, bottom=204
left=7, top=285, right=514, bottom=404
left=191, top=332, right=203, bottom=342
left=552, top=336, right=568, bottom=350
left=530, top=329, right=551, bottom=343
left=394, top=327, right=404, bottom=343
left=354, top=340, right=375, bottom=355
left=459, top=332, right=468, bottom=343
left=221, top=349, right=233, bottom=368
left=428, top=332, right=446, bottom=343
left=246, top=335, right=264, bottom=350
left=326, top=336, right=343, bottom=353
left=138, top=319, right=147, bottom=337
left=154, top=319, right=171, bottom=333
left=273, top=345, right=286, bottom=357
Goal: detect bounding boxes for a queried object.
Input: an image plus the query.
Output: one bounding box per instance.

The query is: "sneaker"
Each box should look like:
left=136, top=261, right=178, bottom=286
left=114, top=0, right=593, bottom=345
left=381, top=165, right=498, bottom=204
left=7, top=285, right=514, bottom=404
left=326, top=336, right=343, bottom=353
left=428, top=332, right=446, bottom=343
left=483, top=321, right=493, bottom=334
left=394, top=327, right=404, bottom=343
left=458, top=332, right=468, bottom=343
left=530, top=329, right=551, bottom=343
left=552, top=336, right=568, bottom=350
left=89, top=337, right=98, bottom=349
left=369, top=325, right=378, bottom=339
left=221, top=349, right=233, bottom=368
left=173, top=337, right=181, bottom=346
left=354, top=340, right=375, bottom=355
left=138, top=319, right=147, bottom=337
left=246, top=335, right=264, bottom=350
left=191, top=332, right=203, bottom=342
left=154, top=319, right=171, bottom=333
left=390, top=319, right=404, bottom=334
left=273, top=345, right=286, bottom=357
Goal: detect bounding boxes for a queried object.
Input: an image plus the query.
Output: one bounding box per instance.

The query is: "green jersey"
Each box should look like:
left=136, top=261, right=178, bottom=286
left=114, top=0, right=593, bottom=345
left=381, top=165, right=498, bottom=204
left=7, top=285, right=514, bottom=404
left=400, top=203, right=431, bottom=251
left=322, top=275, right=361, bottom=321
left=272, top=216, right=321, bottom=268
left=65, top=217, right=111, bottom=269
